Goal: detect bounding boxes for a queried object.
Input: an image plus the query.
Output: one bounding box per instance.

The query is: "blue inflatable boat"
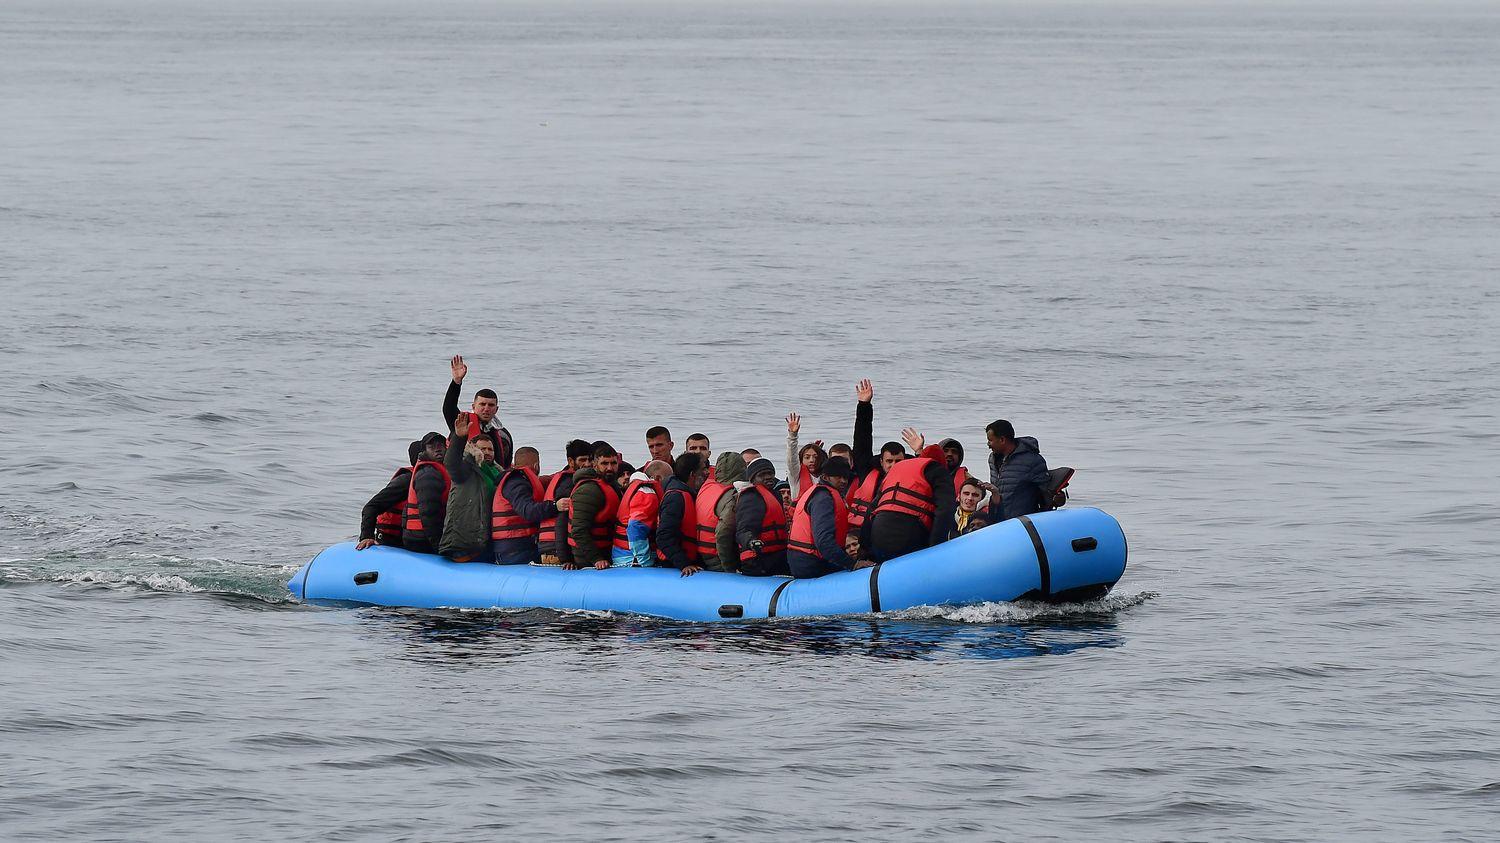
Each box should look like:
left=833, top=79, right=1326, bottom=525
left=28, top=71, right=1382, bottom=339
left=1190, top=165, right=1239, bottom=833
left=289, top=507, right=1126, bottom=622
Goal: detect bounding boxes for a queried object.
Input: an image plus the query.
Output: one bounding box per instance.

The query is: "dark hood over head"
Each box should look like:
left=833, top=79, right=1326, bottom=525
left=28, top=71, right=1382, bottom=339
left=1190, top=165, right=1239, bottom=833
left=939, top=437, right=964, bottom=465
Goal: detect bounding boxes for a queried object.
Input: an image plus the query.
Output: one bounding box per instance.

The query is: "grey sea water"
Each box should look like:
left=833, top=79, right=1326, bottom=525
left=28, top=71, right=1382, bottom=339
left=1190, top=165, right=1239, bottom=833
left=3, top=1, right=1498, bottom=839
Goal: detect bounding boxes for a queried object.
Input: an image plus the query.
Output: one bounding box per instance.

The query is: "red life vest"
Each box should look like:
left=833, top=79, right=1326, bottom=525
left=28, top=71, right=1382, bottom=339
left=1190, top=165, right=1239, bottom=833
left=798, top=464, right=815, bottom=493
left=491, top=466, right=545, bottom=542
left=871, top=457, right=939, bottom=530
left=692, top=480, right=732, bottom=558
left=567, top=476, right=621, bottom=554
left=611, top=478, right=661, bottom=553
left=538, top=468, right=574, bottom=550
left=457, top=411, right=510, bottom=467
left=738, top=484, right=789, bottom=563
left=402, top=461, right=452, bottom=542
left=846, top=469, right=881, bottom=530
left=787, top=484, right=848, bottom=562
left=656, top=486, right=699, bottom=564
left=952, top=465, right=971, bottom=496
left=374, top=467, right=412, bottom=544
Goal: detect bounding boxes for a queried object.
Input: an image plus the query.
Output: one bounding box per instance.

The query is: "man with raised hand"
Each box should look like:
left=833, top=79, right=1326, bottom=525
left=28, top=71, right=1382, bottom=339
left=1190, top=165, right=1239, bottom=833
left=443, top=355, right=514, bottom=468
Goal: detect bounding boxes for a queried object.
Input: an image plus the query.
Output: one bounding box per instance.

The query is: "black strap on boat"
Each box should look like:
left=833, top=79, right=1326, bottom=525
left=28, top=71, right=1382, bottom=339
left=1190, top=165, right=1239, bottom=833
left=868, top=563, right=883, bottom=613
left=1018, top=515, right=1051, bottom=597
left=766, top=578, right=793, bottom=617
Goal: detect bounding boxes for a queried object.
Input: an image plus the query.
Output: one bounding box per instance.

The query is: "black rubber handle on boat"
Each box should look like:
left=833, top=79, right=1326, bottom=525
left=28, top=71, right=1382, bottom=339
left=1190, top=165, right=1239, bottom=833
left=766, top=579, right=793, bottom=617
left=868, top=563, right=883, bottom=613
left=1017, top=515, right=1051, bottom=597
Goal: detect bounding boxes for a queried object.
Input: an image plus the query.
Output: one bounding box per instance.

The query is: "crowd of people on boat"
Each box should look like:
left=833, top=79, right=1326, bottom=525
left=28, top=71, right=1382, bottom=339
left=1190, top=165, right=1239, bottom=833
left=355, top=357, right=1068, bottom=579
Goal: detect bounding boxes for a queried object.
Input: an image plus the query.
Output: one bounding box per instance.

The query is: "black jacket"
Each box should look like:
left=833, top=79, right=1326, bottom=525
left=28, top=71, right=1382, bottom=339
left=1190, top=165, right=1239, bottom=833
left=988, top=437, right=1049, bottom=522
left=656, top=478, right=696, bottom=570
left=443, top=379, right=514, bottom=468
left=358, top=469, right=411, bottom=541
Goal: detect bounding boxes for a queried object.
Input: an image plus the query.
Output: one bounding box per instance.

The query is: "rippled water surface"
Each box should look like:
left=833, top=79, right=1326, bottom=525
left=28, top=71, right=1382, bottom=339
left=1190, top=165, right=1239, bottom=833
left=3, top=1, right=1498, bottom=839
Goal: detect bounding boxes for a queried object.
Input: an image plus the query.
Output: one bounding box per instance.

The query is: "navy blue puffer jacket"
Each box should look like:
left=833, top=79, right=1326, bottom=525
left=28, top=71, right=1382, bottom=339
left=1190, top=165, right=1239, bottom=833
left=988, top=437, right=1049, bottom=522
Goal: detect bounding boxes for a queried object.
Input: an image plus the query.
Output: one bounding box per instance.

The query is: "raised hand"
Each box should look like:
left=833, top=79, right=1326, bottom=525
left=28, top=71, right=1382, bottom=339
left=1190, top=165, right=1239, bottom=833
left=453, top=413, right=470, bottom=438
left=786, top=413, right=801, bottom=435
left=855, top=379, right=873, bottom=402
left=901, top=427, right=925, bottom=453
left=450, top=355, right=468, bottom=384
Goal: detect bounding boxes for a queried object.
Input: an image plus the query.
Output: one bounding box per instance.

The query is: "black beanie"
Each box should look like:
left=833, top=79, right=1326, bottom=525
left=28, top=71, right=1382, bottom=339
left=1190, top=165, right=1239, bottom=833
left=744, top=458, right=775, bottom=482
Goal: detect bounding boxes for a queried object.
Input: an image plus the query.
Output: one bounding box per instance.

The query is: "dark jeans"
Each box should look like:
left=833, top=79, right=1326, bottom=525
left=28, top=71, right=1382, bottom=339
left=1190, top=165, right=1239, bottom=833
left=867, top=512, right=928, bottom=563
left=788, top=550, right=844, bottom=579
left=493, top=542, right=540, bottom=566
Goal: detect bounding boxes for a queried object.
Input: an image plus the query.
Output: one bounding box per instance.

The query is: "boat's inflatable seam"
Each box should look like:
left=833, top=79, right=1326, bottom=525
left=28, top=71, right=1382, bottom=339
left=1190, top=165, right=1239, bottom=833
left=1018, top=515, right=1051, bottom=597
left=869, top=563, right=882, bottom=613
left=766, top=579, right=793, bottom=617
left=297, top=554, right=317, bottom=601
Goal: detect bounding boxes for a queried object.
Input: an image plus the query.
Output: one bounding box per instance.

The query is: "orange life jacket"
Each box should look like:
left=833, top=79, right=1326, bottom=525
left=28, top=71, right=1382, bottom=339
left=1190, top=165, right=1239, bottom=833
left=952, top=465, right=971, bottom=496
left=798, top=464, right=815, bottom=493
left=692, top=480, right=732, bottom=558
left=656, top=485, right=699, bottom=564
left=402, top=461, right=452, bottom=542
left=611, top=478, right=661, bottom=552
left=738, top=484, right=789, bottom=563
left=457, top=411, right=510, bottom=466
left=846, top=468, right=881, bottom=530
left=538, top=468, right=574, bottom=550
left=491, top=466, right=545, bottom=542
left=870, top=457, right=939, bottom=530
left=374, top=467, right=412, bottom=544
left=567, top=476, right=621, bottom=554
left=787, top=484, right=848, bottom=562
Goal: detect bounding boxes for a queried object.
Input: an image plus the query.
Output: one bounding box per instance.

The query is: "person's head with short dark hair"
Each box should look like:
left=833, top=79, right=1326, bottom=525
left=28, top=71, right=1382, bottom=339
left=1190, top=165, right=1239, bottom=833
left=879, top=441, right=906, bottom=473
left=419, top=432, right=447, bottom=463
left=741, top=448, right=762, bottom=463
left=472, top=388, right=499, bottom=423
left=466, top=436, right=495, bottom=464
left=685, top=433, right=711, bottom=461
left=591, top=441, right=620, bottom=479
left=673, top=452, right=707, bottom=490
left=645, top=426, right=674, bottom=463
left=797, top=442, right=828, bottom=476
left=828, top=443, right=852, bottom=463
left=615, top=461, right=636, bottom=487
left=514, top=446, right=540, bottom=473
left=820, top=456, right=854, bottom=494
left=959, top=477, right=984, bottom=513
left=566, top=439, right=593, bottom=470
left=985, top=419, right=1017, bottom=456
left=964, top=513, right=990, bottom=534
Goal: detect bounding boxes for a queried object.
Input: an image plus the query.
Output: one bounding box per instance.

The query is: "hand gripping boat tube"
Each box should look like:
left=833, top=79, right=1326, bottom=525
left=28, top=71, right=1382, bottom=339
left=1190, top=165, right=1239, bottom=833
left=289, top=507, right=1126, bottom=622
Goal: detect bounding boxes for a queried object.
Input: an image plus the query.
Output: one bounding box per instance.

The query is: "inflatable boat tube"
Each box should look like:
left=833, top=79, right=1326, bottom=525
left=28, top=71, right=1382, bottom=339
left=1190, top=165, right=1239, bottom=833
left=289, top=507, right=1126, bottom=622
